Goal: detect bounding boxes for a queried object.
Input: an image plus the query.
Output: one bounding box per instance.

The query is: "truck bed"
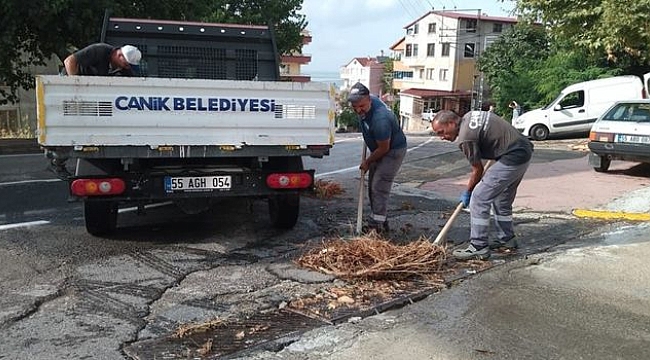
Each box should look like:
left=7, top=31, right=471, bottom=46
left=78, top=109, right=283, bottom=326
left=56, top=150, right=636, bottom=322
left=36, top=75, right=335, bottom=150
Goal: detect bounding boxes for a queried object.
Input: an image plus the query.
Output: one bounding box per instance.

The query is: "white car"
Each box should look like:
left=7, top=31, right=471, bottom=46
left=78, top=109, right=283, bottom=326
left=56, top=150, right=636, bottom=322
left=588, top=100, right=650, bottom=172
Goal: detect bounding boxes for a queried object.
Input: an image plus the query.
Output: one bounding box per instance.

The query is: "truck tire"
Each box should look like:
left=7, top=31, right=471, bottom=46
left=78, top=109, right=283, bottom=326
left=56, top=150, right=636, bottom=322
left=84, top=201, right=118, bottom=236
left=268, top=193, right=300, bottom=229
left=530, top=124, right=550, bottom=141
left=593, top=156, right=611, bottom=173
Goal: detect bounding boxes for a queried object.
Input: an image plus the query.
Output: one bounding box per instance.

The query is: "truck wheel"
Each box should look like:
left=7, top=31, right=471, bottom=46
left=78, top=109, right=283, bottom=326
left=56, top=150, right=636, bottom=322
left=530, top=125, right=550, bottom=141
left=84, top=201, right=118, bottom=236
left=593, top=156, right=611, bottom=173
left=268, top=193, right=300, bottom=229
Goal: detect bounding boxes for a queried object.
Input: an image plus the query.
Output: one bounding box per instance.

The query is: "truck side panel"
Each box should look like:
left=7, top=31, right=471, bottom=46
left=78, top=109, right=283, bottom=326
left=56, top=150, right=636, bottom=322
left=37, top=76, right=335, bottom=147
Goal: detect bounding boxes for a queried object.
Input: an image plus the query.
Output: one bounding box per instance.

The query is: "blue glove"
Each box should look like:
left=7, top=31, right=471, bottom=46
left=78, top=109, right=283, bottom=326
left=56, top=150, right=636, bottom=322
left=459, top=190, right=471, bottom=208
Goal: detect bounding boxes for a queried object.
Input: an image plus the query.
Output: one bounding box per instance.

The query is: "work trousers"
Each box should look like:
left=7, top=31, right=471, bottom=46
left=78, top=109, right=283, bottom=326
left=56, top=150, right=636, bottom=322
left=469, top=160, right=530, bottom=247
left=367, top=147, right=407, bottom=222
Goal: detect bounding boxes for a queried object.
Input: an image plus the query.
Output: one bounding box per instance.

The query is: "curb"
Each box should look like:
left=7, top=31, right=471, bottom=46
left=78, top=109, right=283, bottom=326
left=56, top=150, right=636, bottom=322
left=572, top=209, right=650, bottom=221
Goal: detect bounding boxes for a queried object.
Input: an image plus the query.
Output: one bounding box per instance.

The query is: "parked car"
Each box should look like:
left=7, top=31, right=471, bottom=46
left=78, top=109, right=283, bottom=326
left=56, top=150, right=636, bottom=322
left=588, top=100, right=650, bottom=172
left=514, top=74, right=650, bottom=141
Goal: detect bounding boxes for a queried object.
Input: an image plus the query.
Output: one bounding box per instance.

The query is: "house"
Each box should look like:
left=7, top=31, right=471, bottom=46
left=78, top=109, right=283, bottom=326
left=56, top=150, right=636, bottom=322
left=395, top=10, right=518, bottom=132
left=279, top=29, right=312, bottom=82
left=339, top=56, right=386, bottom=96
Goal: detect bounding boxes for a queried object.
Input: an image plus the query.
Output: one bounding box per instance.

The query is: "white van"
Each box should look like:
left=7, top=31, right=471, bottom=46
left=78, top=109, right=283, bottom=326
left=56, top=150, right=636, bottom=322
left=514, top=74, right=650, bottom=140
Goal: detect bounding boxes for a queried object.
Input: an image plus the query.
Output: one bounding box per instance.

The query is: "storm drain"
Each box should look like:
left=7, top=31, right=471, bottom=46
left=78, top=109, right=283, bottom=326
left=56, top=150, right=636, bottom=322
left=123, top=309, right=327, bottom=359
left=123, top=285, right=441, bottom=359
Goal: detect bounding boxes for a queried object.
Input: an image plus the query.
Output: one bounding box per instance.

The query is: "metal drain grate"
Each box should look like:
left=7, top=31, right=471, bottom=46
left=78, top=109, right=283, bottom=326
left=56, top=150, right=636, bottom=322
left=123, top=309, right=328, bottom=359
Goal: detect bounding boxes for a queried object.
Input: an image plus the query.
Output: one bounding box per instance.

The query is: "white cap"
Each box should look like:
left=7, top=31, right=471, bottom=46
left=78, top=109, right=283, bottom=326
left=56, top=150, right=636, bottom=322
left=120, top=45, right=141, bottom=65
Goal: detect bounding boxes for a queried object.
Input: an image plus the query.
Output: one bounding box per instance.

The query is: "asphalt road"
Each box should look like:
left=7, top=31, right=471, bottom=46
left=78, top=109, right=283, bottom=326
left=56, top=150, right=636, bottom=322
left=1, top=135, right=649, bottom=359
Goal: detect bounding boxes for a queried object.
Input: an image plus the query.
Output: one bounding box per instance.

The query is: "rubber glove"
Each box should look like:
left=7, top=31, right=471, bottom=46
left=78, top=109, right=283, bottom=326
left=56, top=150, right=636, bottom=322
left=459, top=190, right=471, bottom=208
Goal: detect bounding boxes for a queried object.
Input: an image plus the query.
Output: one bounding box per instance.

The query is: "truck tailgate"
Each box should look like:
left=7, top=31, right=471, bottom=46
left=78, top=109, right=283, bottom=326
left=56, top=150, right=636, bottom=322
left=36, top=76, right=335, bottom=147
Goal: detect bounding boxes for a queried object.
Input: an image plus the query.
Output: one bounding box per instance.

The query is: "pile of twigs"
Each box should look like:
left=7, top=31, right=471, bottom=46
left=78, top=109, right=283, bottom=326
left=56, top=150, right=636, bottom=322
left=295, top=233, right=447, bottom=281
left=313, top=179, right=344, bottom=200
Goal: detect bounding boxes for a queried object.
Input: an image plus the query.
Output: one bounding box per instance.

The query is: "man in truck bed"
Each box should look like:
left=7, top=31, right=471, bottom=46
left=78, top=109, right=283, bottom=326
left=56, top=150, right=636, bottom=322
left=49, top=43, right=142, bottom=178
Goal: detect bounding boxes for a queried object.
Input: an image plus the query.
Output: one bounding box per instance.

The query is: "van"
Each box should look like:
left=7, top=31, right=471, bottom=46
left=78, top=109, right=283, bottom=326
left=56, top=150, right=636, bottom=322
left=513, top=74, right=650, bottom=140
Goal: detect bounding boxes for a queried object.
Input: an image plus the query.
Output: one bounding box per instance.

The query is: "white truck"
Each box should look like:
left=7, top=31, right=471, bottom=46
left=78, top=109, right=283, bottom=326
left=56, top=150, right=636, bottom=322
left=514, top=74, right=650, bottom=140
left=36, top=17, right=335, bottom=236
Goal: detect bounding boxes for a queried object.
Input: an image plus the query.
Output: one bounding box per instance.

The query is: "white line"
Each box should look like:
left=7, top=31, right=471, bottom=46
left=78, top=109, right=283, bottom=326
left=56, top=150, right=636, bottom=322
left=0, top=220, right=50, bottom=231
left=316, top=138, right=435, bottom=179
left=0, top=153, right=43, bottom=159
left=0, top=178, right=61, bottom=186
left=118, top=201, right=175, bottom=214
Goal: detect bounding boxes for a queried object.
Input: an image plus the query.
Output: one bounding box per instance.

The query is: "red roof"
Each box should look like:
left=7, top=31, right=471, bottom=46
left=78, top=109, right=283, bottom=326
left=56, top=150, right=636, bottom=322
left=400, top=88, right=472, bottom=98
left=403, top=10, right=518, bottom=29
left=389, top=37, right=406, bottom=50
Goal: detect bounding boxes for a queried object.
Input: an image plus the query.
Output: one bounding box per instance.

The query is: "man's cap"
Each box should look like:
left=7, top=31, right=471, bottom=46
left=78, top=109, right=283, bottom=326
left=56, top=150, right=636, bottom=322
left=347, top=82, right=370, bottom=102
left=121, top=45, right=142, bottom=66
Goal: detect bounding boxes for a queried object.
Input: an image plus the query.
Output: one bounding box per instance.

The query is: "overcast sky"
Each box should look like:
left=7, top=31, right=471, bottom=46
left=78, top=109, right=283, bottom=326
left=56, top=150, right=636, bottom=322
left=300, top=0, right=514, bottom=73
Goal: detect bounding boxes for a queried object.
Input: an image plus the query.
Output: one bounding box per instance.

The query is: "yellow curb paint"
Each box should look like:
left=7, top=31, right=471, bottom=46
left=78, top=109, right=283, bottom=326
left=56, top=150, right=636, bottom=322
left=572, top=209, right=650, bottom=221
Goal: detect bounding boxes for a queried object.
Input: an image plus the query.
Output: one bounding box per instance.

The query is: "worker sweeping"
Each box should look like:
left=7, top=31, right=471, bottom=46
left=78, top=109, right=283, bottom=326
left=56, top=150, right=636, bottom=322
left=348, top=82, right=407, bottom=234
left=430, top=110, right=533, bottom=260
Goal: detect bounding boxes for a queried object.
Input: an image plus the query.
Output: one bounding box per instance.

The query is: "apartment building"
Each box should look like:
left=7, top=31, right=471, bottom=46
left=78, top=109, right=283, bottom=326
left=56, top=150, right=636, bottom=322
left=396, top=10, right=517, bottom=132
left=339, top=56, right=387, bottom=96
left=279, top=30, right=313, bottom=82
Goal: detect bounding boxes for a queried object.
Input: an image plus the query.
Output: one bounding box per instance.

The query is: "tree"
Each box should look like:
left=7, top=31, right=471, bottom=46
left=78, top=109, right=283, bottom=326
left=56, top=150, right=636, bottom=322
left=0, top=0, right=306, bottom=105
left=477, top=21, right=620, bottom=119
left=477, top=23, right=550, bottom=117
left=515, top=0, right=650, bottom=71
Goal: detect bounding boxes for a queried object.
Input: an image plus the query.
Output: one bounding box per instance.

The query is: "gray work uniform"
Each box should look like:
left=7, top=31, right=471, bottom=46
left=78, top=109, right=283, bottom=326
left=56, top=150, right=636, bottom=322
left=360, top=96, right=407, bottom=223
left=457, top=111, right=533, bottom=247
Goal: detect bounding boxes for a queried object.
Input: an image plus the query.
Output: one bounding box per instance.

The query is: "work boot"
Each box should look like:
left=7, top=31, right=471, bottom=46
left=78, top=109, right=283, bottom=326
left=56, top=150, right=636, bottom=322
left=452, top=243, right=490, bottom=260
left=489, top=237, right=518, bottom=250
left=362, top=219, right=388, bottom=236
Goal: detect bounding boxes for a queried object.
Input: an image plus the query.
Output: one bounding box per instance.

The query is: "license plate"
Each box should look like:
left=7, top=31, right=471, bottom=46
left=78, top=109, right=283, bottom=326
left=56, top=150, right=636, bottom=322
left=615, top=134, right=650, bottom=144
left=164, top=175, right=232, bottom=193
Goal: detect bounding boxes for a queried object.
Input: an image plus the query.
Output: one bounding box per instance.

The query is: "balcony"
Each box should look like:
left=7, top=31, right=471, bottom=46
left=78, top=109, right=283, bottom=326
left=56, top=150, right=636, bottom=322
left=281, top=54, right=312, bottom=65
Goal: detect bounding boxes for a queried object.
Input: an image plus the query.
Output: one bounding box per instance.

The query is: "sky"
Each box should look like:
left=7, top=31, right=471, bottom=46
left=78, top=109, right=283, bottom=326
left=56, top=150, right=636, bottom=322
left=300, top=0, right=514, bottom=74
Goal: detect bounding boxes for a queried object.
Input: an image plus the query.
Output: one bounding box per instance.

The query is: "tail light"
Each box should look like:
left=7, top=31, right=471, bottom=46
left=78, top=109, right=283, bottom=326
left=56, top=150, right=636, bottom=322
left=266, top=173, right=313, bottom=189
left=71, top=178, right=126, bottom=196
left=589, top=131, right=614, bottom=142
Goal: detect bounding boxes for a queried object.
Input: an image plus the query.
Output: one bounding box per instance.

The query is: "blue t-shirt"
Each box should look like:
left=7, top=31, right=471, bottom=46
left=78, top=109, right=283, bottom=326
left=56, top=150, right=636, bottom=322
left=359, top=96, right=407, bottom=151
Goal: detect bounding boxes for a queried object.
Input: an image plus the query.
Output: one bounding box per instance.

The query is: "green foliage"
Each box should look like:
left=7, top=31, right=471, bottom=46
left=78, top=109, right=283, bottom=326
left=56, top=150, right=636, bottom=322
left=336, top=108, right=358, bottom=130
left=515, top=0, right=650, bottom=68
left=381, top=58, right=394, bottom=95
left=478, top=21, right=623, bottom=120
left=0, top=0, right=306, bottom=105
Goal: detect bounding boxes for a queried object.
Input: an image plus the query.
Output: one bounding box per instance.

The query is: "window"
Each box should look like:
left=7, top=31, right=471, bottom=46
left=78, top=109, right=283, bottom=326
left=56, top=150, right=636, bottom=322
left=405, top=44, right=413, bottom=57
left=427, top=43, right=435, bottom=57
left=426, top=68, right=435, bottom=80
left=406, top=23, right=419, bottom=35
left=558, top=91, right=585, bottom=109
left=428, top=23, right=437, bottom=33
left=393, top=71, right=414, bottom=79
left=441, top=43, right=450, bottom=57
left=439, top=68, right=448, bottom=81
left=419, top=69, right=425, bottom=79
left=465, top=19, right=477, bottom=32
left=493, top=23, right=503, bottom=33
left=464, top=43, right=476, bottom=58
left=413, top=44, right=419, bottom=57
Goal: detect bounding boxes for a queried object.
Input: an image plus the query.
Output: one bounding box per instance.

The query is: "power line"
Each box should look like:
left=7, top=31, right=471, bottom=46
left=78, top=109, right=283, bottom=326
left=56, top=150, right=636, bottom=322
left=397, top=0, right=419, bottom=20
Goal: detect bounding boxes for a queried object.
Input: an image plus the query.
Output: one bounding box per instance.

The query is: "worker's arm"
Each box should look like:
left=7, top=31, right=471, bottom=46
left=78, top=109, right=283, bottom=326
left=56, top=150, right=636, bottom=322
left=360, top=138, right=390, bottom=172
left=63, top=54, right=79, bottom=75
left=466, top=161, right=484, bottom=192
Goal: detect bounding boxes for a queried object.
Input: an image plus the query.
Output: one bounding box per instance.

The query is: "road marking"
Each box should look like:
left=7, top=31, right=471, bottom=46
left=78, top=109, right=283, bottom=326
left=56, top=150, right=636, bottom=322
left=316, top=137, right=435, bottom=179
left=0, top=220, right=50, bottom=231
left=572, top=209, right=650, bottom=221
